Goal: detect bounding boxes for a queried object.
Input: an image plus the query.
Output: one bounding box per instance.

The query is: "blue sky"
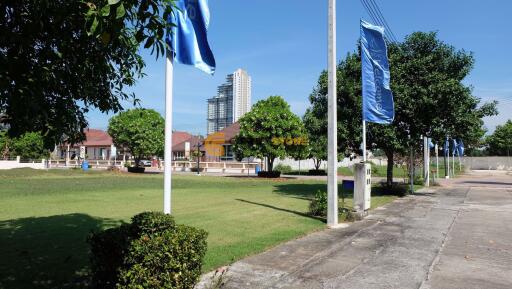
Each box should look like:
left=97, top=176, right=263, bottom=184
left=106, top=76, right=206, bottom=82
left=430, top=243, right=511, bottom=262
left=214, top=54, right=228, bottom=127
left=87, top=0, right=512, bottom=135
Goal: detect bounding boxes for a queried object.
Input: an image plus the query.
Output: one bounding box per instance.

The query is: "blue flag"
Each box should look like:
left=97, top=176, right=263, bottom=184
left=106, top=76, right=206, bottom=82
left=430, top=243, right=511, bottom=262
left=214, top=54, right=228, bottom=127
left=444, top=138, right=449, bottom=157
left=457, top=140, right=465, bottom=156
left=428, top=138, right=435, bottom=149
left=452, top=139, right=458, bottom=156
left=361, top=20, right=394, bottom=124
left=167, top=0, right=216, bottom=74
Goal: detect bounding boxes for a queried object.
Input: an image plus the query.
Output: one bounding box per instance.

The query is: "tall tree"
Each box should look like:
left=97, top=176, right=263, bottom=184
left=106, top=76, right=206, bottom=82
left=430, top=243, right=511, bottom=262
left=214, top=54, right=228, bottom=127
left=233, top=96, right=308, bottom=172
left=486, top=120, right=512, bottom=156
left=108, top=108, right=164, bottom=167
left=0, top=0, right=175, bottom=148
left=305, top=32, right=497, bottom=186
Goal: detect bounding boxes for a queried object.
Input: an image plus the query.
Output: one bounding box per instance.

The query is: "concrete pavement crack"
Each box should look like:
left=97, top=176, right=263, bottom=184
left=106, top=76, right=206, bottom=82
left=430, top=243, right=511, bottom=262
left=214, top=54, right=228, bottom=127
left=418, top=187, right=470, bottom=289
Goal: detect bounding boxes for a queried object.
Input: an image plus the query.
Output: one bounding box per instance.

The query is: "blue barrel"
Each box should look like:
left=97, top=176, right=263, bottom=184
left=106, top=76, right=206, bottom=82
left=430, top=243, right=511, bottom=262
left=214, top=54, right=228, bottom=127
left=255, top=165, right=261, bottom=174
left=82, top=160, right=89, bottom=171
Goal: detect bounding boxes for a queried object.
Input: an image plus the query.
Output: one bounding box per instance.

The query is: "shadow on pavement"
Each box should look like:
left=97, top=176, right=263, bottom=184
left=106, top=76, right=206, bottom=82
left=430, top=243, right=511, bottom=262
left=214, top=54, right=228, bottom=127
left=0, top=214, right=120, bottom=289
left=460, top=180, right=512, bottom=186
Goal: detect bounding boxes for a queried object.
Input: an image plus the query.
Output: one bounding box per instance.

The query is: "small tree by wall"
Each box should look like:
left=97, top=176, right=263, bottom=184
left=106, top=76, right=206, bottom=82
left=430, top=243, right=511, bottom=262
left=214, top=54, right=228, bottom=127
left=108, top=109, right=164, bottom=167
left=233, top=96, right=308, bottom=172
left=486, top=120, right=512, bottom=156
left=0, top=131, right=48, bottom=159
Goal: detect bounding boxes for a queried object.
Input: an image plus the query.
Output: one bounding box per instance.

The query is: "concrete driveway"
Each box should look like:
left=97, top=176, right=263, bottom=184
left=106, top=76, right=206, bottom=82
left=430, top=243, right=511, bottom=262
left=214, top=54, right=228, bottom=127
left=196, top=171, right=512, bottom=289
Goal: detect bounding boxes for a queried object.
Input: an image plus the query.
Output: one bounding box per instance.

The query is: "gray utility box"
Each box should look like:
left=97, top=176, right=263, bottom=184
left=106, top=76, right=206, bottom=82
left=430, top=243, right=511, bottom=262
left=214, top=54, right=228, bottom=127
left=354, top=163, right=371, bottom=212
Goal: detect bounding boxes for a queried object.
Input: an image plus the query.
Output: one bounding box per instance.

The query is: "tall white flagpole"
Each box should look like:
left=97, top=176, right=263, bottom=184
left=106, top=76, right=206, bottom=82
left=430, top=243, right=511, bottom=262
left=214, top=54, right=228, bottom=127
left=327, top=0, right=338, bottom=227
left=362, top=120, right=367, bottom=162
left=164, top=52, right=174, bottom=214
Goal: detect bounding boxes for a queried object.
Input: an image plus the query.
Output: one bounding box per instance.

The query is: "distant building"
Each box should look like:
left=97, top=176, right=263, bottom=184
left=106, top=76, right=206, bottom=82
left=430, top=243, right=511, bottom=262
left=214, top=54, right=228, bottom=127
left=204, top=122, right=240, bottom=161
left=207, top=69, right=251, bottom=134
left=55, top=129, right=116, bottom=160
left=171, top=131, right=204, bottom=161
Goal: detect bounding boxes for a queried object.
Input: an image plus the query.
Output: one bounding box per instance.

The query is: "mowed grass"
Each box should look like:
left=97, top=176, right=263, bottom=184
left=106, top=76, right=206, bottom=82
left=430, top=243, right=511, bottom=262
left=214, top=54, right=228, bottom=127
left=0, top=169, right=398, bottom=289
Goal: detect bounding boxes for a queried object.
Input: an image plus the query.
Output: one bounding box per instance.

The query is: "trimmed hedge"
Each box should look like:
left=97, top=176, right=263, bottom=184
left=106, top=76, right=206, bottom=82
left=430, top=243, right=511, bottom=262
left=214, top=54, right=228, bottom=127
left=308, top=169, right=326, bottom=176
left=88, top=212, right=207, bottom=289
left=257, top=171, right=281, bottom=178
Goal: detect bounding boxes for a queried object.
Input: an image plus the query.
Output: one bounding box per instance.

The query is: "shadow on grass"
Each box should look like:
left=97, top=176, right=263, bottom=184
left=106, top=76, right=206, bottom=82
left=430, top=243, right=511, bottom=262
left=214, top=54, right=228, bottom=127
left=0, top=214, right=120, bottom=289
left=235, top=199, right=325, bottom=223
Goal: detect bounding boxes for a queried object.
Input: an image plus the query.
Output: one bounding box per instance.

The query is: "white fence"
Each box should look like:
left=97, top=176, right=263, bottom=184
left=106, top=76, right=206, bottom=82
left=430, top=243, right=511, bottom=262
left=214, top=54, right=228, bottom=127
left=0, top=156, right=47, bottom=170
left=0, top=157, right=260, bottom=174
left=170, top=161, right=259, bottom=174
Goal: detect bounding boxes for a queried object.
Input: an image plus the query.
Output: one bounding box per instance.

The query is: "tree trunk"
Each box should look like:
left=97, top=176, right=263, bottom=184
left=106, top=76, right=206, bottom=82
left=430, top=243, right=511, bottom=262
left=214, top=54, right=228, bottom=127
left=385, top=150, right=394, bottom=187
left=314, top=158, right=321, bottom=170
left=267, top=157, right=275, bottom=172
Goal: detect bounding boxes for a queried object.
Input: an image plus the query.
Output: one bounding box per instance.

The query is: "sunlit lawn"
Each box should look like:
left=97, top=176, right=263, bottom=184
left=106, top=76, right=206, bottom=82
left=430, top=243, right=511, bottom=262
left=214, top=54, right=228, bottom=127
left=0, top=169, right=398, bottom=289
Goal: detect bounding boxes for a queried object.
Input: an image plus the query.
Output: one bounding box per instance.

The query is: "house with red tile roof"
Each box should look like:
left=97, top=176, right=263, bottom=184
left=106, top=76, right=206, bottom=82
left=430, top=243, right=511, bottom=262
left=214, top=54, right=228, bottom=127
left=171, top=132, right=205, bottom=160
left=55, top=129, right=116, bottom=160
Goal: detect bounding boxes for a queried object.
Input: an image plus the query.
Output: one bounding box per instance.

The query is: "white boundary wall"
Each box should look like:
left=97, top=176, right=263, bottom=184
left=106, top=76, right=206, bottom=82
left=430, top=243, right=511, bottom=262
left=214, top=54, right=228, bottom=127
left=461, top=157, right=512, bottom=171
left=0, top=157, right=46, bottom=170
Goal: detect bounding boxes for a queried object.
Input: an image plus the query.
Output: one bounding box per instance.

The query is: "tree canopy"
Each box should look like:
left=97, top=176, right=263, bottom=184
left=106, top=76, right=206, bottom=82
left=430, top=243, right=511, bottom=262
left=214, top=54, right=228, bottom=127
left=108, top=108, right=164, bottom=166
left=305, top=31, right=497, bottom=185
left=486, top=120, right=512, bottom=156
left=233, top=96, right=308, bottom=172
left=0, top=0, right=174, bottom=148
left=0, top=131, right=47, bottom=159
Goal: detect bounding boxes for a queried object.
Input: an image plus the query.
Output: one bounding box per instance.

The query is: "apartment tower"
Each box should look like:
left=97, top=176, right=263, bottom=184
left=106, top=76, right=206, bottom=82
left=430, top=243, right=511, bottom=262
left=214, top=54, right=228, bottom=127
left=207, top=69, right=251, bottom=134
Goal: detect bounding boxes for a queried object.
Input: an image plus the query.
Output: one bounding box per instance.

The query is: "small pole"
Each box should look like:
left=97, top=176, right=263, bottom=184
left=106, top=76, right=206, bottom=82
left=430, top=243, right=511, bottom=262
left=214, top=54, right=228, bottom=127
left=196, top=136, right=201, bottom=176
left=410, top=145, right=414, bottom=194
left=435, top=144, right=439, bottom=180
left=362, top=120, right=367, bottom=163
left=423, top=136, right=429, bottom=187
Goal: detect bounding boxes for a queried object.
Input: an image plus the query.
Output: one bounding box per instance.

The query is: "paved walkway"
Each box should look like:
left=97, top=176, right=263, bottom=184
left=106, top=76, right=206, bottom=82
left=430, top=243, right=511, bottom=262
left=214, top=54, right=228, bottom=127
left=196, top=171, right=512, bottom=289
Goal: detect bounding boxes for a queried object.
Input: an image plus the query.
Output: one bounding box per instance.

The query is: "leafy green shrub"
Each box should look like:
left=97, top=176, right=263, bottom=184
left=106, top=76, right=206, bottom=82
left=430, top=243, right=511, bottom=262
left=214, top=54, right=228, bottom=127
left=308, top=190, right=328, bottom=217
left=257, top=171, right=281, bottom=178
left=413, top=174, right=424, bottom=185
left=308, top=169, right=326, bottom=176
left=88, top=212, right=207, bottom=289
left=274, top=163, right=292, bottom=174
left=118, top=225, right=207, bottom=289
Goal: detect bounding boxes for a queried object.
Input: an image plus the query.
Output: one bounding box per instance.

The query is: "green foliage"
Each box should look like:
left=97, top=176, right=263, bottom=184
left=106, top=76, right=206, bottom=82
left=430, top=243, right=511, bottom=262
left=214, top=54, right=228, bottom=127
left=88, top=211, right=207, bottom=289
left=274, top=163, right=293, bottom=174
left=0, top=0, right=175, bottom=147
left=486, top=120, right=512, bottom=156
left=233, top=96, right=308, bottom=171
left=0, top=131, right=11, bottom=159
left=303, top=110, right=327, bottom=170
left=308, top=190, right=328, bottom=218
left=108, top=108, right=164, bottom=166
left=306, top=31, right=497, bottom=185
left=0, top=131, right=47, bottom=159
left=117, top=225, right=208, bottom=289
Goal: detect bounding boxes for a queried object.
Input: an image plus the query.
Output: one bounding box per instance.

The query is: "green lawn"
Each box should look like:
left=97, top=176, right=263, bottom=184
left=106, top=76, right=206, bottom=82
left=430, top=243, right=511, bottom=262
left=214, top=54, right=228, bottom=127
left=0, top=169, right=398, bottom=289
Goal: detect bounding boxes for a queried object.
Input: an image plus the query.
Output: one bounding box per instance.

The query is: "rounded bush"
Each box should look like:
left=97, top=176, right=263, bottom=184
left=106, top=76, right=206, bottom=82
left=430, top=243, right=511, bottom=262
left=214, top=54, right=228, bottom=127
left=88, top=212, right=207, bottom=289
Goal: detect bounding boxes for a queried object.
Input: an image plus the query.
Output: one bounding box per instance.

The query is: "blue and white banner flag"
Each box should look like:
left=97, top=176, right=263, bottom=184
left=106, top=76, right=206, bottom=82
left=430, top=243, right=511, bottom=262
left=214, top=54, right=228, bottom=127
left=457, top=140, right=465, bottom=156
left=167, top=0, right=216, bottom=74
left=444, top=138, right=449, bottom=157
left=452, top=139, right=458, bottom=156
left=361, top=20, right=394, bottom=124
left=428, top=138, right=435, bottom=149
